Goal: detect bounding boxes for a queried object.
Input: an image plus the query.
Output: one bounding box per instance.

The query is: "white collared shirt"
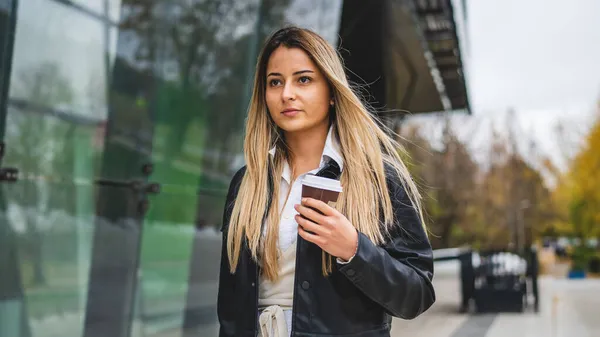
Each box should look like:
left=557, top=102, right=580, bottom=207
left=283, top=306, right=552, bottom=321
left=266, top=126, right=344, bottom=252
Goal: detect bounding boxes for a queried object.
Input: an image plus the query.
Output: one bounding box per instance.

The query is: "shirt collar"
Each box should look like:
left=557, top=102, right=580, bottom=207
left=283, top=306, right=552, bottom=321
left=268, top=126, right=344, bottom=183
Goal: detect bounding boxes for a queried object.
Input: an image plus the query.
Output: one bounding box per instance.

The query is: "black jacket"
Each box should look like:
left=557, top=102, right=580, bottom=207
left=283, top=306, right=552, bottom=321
left=217, top=160, right=435, bottom=337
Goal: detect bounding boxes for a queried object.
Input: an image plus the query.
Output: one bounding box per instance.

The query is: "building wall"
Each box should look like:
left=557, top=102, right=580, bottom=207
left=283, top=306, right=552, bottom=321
left=0, top=1, right=343, bottom=337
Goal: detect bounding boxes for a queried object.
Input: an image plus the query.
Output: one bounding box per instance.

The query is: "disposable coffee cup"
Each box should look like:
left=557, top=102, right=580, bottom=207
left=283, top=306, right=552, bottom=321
left=301, top=175, right=343, bottom=213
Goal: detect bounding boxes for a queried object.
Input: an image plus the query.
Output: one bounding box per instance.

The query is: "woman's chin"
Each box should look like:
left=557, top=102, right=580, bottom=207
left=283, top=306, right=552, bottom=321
left=275, top=119, right=328, bottom=135
left=276, top=121, right=310, bottom=134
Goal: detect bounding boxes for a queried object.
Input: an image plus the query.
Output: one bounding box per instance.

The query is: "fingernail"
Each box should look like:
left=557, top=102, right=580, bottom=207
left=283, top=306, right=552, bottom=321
left=302, top=198, right=307, bottom=203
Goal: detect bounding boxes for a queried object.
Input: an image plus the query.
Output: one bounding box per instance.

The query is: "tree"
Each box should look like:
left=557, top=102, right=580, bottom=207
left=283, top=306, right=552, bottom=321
left=5, top=62, right=74, bottom=285
left=564, top=104, right=600, bottom=239
left=478, top=150, right=555, bottom=250
left=400, top=120, right=479, bottom=249
left=400, top=111, right=559, bottom=251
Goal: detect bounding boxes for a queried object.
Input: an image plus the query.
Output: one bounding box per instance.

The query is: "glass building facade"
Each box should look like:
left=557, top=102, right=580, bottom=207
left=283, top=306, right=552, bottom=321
left=0, top=1, right=467, bottom=336
left=0, top=1, right=344, bottom=336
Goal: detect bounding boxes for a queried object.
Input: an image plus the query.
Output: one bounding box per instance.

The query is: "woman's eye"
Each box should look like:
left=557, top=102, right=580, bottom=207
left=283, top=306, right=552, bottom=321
left=269, top=79, right=282, bottom=87
left=299, top=76, right=311, bottom=84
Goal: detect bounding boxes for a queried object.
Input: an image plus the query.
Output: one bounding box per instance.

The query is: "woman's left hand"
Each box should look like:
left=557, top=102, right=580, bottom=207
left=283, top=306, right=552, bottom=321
left=294, top=198, right=358, bottom=262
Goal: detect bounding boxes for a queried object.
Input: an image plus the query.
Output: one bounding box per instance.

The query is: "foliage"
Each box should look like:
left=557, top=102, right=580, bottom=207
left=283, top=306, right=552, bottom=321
left=400, top=101, right=600, bottom=250
left=567, top=116, right=600, bottom=239
left=570, top=244, right=597, bottom=272
left=400, top=113, right=557, bottom=250
left=550, top=101, right=600, bottom=239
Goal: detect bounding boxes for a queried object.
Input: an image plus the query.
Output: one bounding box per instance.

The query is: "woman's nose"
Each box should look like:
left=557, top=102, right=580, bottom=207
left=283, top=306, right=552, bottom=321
left=282, top=82, right=296, bottom=101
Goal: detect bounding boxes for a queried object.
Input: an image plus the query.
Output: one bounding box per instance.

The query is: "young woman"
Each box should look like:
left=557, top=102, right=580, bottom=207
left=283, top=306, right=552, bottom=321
left=217, top=27, right=435, bottom=337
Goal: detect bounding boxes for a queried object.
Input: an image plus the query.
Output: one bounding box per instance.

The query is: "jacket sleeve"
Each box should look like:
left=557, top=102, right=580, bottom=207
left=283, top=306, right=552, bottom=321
left=337, top=171, right=435, bottom=320
left=217, top=167, right=246, bottom=337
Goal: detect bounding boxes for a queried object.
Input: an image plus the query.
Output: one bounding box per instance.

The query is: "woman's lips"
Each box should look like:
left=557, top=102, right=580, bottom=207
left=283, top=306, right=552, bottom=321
left=282, top=109, right=300, bottom=117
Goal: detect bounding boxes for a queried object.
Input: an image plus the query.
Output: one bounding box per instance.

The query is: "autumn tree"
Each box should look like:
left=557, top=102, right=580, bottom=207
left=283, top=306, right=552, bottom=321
left=563, top=104, right=600, bottom=239
left=478, top=151, right=554, bottom=250
left=400, top=111, right=558, bottom=251
left=400, top=119, right=479, bottom=249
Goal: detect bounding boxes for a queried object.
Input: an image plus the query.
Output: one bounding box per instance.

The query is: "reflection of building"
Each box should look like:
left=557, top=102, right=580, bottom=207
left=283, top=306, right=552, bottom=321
left=0, top=1, right=468, bottom=337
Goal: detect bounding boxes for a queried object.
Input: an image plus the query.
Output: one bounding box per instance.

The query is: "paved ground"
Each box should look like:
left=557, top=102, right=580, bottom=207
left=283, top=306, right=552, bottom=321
left=391, top=263, right=600, bottom=337
left=25, top=261, right=599, bottom=337
left=390, top=271, right=467, bottom=337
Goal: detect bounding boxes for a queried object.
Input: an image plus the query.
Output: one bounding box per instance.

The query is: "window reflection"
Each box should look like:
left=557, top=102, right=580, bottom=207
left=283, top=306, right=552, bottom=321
left=0, top=0, right=117, bottom=336
left=0, top=0, right=345, bottom=336
left=283, top=0, right=343, bottom=45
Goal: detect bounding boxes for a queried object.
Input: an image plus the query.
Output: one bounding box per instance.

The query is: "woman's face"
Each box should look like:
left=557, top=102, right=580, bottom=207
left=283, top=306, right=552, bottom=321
left=265, top=46, right=332, bottom=135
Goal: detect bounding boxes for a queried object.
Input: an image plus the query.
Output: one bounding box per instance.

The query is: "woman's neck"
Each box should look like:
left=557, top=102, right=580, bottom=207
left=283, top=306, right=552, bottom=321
left=285, top=124, right=329, bottom=180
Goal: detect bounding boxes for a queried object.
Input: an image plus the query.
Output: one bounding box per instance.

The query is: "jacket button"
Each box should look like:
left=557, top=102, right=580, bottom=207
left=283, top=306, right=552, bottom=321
left=346, top=269, right=356, bottom=276
left=251, top=282, right=256, bottom=287
left=301, top=281, right=310, bottom=290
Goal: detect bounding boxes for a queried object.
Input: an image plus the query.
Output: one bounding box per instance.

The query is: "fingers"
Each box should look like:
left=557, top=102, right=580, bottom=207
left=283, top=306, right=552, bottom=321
left=295, top=214, right=328, bottom=237
left=298, top=225, right=324, bottom=246
left=300, top=198, right=337, bottom=217
left=294, top=204, right=326, bottom=224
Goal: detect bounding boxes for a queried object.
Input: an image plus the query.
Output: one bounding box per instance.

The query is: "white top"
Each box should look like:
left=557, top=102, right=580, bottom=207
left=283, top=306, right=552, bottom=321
left=259, top=126, right=345, bottom=334
left=265, top=126, right=344, bottom=252
left=258, top=242, right=296, bottom=309
left=258, top=242, right=296, bottom=336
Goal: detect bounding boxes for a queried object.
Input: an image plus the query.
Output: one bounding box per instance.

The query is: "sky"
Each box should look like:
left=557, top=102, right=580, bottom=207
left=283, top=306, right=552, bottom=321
left=408, top=0, right=600, bottom=178
left=463, top=0, right=600, bottom=167
left=467, top=0, right=600, bottom=113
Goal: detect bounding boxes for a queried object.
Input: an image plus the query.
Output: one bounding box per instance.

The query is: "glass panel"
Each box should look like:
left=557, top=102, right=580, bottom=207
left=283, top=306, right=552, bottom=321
left=122, top=0, right=263, bottom=334
left=0, top=138, right=97, bottom=337
left=0, top=0, right=349, bottom=336
left=3, top=0, right=139, bottom=181
left=0, top=1, right=125, bottom=337
left=69, top=0, right=121, bottom=21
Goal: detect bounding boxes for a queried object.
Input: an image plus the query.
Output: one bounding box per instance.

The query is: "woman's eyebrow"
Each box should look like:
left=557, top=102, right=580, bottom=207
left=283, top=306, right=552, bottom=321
left=293, top=70, right=315, bottom=75
left=267, top=70, right=315, bottom=77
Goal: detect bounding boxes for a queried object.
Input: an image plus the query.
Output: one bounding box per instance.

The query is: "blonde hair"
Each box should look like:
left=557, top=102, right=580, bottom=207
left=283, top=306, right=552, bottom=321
left=227, top=27, right=425, bottom=281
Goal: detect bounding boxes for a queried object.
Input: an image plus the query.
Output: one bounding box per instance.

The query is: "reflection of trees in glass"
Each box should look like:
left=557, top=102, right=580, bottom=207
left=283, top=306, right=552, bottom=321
left=118, top=0, right=255, bottom=162
left=114, top=0, right=291, bottom=225
left=117, top=0, right=292, bottom=167
left=6, top=62, right=74, bottom=286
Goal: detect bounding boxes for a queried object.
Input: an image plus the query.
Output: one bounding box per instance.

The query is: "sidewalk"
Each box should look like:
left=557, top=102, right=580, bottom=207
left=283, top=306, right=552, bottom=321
left=486, top=278, right=600, bottom=337
left=391, top=274, right=600, bottom=337
left=391, top=274, right=468, bottom=337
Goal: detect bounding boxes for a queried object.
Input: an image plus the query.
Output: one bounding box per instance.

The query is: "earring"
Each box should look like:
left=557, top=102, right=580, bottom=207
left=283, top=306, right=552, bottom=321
left=330, top=100, right=334, bottom=107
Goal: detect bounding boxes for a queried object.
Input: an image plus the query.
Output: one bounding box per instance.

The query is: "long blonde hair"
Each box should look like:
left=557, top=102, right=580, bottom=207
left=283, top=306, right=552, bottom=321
left=227, top=27, right=425, bottom=281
